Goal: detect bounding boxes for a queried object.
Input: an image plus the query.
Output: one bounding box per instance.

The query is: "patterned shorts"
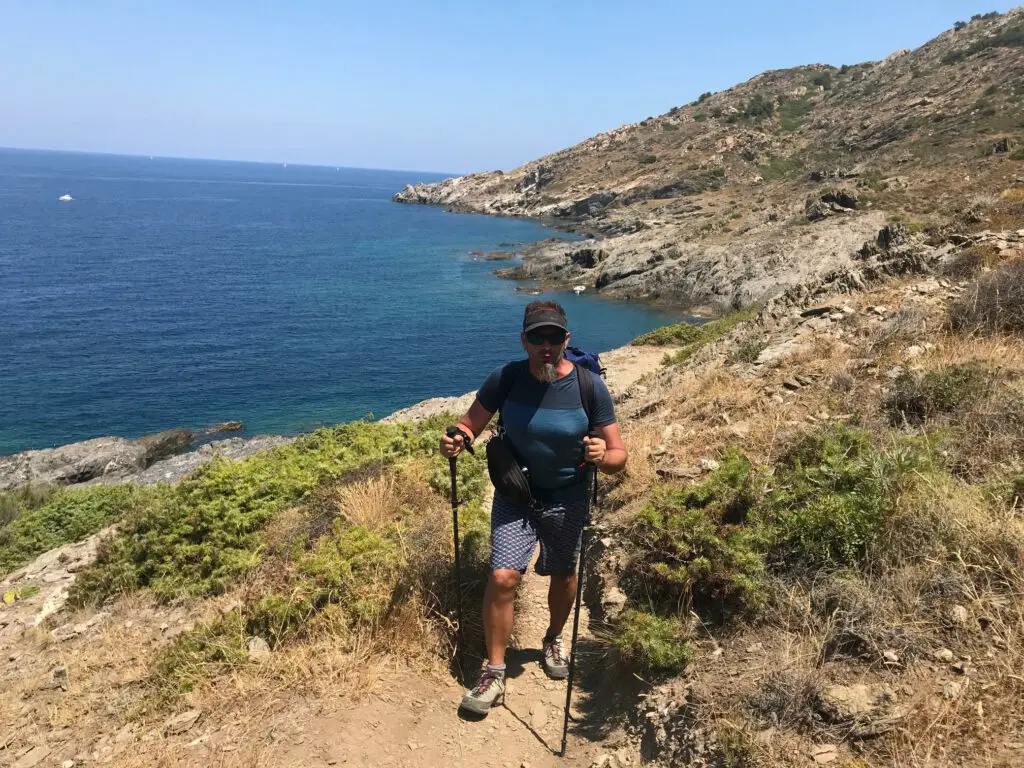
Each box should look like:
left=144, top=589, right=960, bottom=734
left=490, top=485, right=590, bottom=576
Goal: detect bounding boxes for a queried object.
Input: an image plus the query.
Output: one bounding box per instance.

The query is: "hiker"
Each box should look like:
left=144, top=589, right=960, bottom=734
left=440, top=300, right=627, bottom=716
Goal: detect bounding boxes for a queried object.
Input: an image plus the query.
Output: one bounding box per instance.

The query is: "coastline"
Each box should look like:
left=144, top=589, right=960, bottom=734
left=0, top=342, right=673, bottom=493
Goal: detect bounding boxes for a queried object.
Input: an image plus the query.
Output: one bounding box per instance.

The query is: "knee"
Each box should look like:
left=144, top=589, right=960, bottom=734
left=491, top=569, right=522, bottom=594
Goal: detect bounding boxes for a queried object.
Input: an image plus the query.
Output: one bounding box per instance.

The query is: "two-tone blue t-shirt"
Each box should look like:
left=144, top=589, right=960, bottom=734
left=477, top=363, right=616, bottom=490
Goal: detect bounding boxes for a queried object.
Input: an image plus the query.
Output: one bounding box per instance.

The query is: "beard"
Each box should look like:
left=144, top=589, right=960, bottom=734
left=537, top=362, right=560, bottom=383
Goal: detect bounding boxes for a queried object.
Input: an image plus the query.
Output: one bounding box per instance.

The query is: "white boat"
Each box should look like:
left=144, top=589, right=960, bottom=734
left=58, top=194, right=73, bottom=202
left=573, top=285, right=586, bottom=294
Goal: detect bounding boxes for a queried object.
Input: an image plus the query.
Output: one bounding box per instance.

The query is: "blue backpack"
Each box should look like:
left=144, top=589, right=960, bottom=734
left=564, top=346, right=605, bottom=378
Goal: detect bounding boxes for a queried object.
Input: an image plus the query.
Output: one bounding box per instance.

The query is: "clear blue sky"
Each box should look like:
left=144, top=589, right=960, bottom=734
left=0, top=1, right=1017, bottom=173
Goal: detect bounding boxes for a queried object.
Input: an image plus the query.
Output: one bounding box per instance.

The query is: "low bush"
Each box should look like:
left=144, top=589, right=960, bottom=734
left=883, top=362, right=995, bottom=426
left=0, top=486, right=57, bottom=532
left=765, top=426, right=930, bottom=568
left=70, top=417, right=470, bottom=604
left=622, top=452, right=766, bottom=616
left=638, top=154, right=658, bottom=165
left=615, top=610, right=693, bottom=673
left=949, top=260, right=1024, bottom=334
left=0, top=485, right=143, bottom=576
left=727, top=340, right=767, bottom=364
left=743, top=95, right=775, bottom=121
left=658, top=308, right=759, bottom=366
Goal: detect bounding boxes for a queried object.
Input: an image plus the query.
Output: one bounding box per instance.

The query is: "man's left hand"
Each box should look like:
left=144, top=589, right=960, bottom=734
left=583, top=435, right=606, bottom=466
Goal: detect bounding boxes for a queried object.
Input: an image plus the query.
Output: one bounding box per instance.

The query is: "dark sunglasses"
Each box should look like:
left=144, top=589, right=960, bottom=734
left=525, top=329, right=567, bottom=345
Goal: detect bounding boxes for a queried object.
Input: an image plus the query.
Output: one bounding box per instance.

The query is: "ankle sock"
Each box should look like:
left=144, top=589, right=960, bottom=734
left=485, top=663, right=506, bottom=676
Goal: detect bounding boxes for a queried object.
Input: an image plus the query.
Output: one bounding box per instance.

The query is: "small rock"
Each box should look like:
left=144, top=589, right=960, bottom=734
left=867, top=305, right=889, bottom=316
left=905, top=345, right=924, bottom=359
left=933, top=648, right=955, bottom=663
left=246, top=636, right=271, bottom=661
left=951, top=661, right=970, bottom=676
left=52, top=666, right=68, bottom=691
left=728, top=421, right=751, bottom=439
left=164, top=709, right=203, bottom=735
left=783, top=378, right=803, bottom=391
left=13, top=746, right=52, bottom=768
left=529, top=702, right=549, bottom=730
left=699, top=458, right=720, bottom=472
left=62, top=761, right=75, bottom=768
left=795, top=374, right=815, bottom=386
left=949, top=605, right=970, bottom=626
left=943, top=681, right=962, bottom=700
left=811, top=744, right=838, bottom=764
left=883, top=649, right=901, bottom=665
left=651, top=445, right=668, bottom=457
left=746, top=643, right=764, bottom=654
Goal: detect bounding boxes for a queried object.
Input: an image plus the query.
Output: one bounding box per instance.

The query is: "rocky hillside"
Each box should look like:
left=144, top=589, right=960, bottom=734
left=395, top=9, right=1024, bottom=312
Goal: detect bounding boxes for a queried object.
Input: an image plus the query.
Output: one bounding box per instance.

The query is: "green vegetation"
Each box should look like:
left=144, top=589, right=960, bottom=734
left=661, top=122, right=679, bottom=131
left=698, top=91, right=713, bottom=103
left=955, top=20, right=969, bottom=31
left=943, top=17, right=1024, bottom=64
left=758, top=154, right=804, bottom=181
left=638, top=154, right=658, bottom=165
left=632, top=308, right=758, bottom=366
left=884, top=363, right=994, bottom=426
left=70, top=418, right=473, bottom=604
left=777, top=96, right=814, bottom=132
left=949, top=260, right=1024, bottom=334
left=0, top=486, right=144, bottom=576
left=811, top=71, right=833, bottom=91
left=693, top=113, right=708, bottom=122
left=742, top=94, right=775, bottom=121
left=615, top=610, right=693, bottom=673
left=765, top=427, right=931, bottom=568
left=623, top=452, right=766, bottom=615
left=727, top=340, right=767, bottom=364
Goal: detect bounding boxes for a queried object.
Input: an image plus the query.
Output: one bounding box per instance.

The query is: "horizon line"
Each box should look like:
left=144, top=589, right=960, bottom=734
left=0, top=144, right=462, bottom=179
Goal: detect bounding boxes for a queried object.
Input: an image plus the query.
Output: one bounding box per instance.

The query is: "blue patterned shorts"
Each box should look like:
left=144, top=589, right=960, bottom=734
left=490, top=484, right=590, bottom=576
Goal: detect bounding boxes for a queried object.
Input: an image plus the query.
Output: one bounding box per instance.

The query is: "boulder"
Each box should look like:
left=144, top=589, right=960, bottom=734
left=0, top=428, right=195, bottom=491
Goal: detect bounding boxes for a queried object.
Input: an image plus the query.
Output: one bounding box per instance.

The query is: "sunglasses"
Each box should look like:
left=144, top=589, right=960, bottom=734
left=525, top=329, right=567, bottom=345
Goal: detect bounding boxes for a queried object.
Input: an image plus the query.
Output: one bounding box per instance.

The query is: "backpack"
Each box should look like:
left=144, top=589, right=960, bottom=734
left=485, top=357, right=602, bottom=507
left=564, top=346, right=605, bottom=378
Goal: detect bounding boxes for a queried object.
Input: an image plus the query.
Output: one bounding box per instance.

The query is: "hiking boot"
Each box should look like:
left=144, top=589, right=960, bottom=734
left=543, top=636, right=570, bottom=679
left=459, top=667, right=505, bottom=716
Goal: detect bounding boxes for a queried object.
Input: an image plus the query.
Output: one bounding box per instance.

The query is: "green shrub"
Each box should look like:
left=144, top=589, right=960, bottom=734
left=777, top=97, right=814, bottom=132
left=743, top=95, right=775, bottom=121
left=693, top=113, right=708, bottom=122
left=698, top=91, right=713, bottom=103
left=70, top=418, right=459, bottom=604
left=727, top=340, right=767, bottom=364
left=643, top=308, right=758, bottom=366
left=0, top=486, right=143, bottom=576
left=811, top=72, right=833, bottom=91
left=662, top=123, right=679, bottom=131
left=623, top=452, right=766, bottom=614
left=884, top=363, right=995, bottom=426
left=638, top=154, right=658, bottom=165
left=0, top=486, right=57, bottom=532
left=766, top=426, right=930, bottom=568
left=759, top=154, right=804, bottom=180
left=616, top=610, right=693, bottom=673
left=955, top=20, right=968, bottom=31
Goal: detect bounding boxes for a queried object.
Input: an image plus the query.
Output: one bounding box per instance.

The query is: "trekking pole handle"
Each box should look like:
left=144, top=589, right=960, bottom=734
left=445, top=425, right=475, bottom=455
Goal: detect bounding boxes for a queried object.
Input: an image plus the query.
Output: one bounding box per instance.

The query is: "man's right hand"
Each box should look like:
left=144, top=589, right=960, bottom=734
left=440, top=427, right=470, bottom=458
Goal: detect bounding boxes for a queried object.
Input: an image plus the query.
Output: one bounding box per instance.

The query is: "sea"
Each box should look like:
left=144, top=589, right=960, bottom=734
left=0, top=149, right=689, bottom=455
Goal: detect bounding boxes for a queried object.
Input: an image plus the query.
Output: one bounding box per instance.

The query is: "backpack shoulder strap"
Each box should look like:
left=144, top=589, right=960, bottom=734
left=495, top=360, right=528, bottom=424
left=575, top=363, right=596, bottom=430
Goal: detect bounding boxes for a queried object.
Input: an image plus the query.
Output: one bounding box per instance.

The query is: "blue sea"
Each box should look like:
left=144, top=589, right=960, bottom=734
left=0, top=149, right=687, bottom=455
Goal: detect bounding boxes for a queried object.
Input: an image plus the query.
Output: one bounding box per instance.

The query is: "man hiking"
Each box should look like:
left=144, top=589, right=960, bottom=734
left=440, top=300, right=627, bottom=716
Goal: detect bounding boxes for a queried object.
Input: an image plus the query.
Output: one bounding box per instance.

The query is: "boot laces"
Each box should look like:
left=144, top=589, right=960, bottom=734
left=472, top=670, right=501, bottom=696
left=546, top=636, right=567, bottom=665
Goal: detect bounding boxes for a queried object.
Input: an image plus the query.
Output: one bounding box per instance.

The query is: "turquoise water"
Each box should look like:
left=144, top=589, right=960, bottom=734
left=0, top=149, right=688, bottom=454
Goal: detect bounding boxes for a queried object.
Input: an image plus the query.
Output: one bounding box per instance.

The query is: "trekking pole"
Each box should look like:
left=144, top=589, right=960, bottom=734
left=560, top=430, right=601, bottom=757
left=445, top=426, right=473, bottom=682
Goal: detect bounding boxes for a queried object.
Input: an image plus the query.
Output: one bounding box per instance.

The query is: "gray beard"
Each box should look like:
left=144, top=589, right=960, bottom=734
left=537, top=361, right=560, bottom=383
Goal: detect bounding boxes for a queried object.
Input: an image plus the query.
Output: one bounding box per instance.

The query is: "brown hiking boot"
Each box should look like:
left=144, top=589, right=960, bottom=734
left=543, top=636, right=569, bottom=679
left=459, top=667, right=506, bottom=716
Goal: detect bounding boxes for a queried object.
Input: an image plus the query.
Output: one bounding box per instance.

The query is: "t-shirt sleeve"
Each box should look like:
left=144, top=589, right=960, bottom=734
left=475, top=364, right=509, bottom=413
left=590, top=372, right=617, bottom=427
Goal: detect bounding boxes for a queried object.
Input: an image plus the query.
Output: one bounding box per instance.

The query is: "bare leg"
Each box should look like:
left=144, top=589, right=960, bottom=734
left=483, top=569, right=521, bottom=666
left=546, top=573, right=577, bottom=639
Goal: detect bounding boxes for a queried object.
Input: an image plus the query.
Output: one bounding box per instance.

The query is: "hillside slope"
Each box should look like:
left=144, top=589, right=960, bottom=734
left=396, top=9, right=1024, bottom=312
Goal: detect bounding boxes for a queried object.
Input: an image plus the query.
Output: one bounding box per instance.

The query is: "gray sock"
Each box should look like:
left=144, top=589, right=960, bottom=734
left=485, top=663, right=506, bottom=677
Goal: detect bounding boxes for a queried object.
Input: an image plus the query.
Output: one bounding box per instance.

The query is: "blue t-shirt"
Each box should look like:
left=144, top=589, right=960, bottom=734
left=477, top=362, right=616, bottom=490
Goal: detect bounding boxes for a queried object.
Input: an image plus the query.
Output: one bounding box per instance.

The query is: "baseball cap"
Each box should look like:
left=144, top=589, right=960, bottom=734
left=522, top=302, right=568, bottom=333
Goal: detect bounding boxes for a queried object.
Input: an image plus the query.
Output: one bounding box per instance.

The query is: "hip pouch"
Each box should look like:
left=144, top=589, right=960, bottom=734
left=485, top=431, right=535, bottom=509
